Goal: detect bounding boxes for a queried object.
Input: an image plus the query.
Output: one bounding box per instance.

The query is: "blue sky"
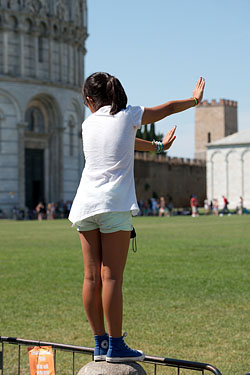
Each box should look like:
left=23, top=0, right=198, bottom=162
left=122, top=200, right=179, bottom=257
left=84, top=0, right=250, bottom=158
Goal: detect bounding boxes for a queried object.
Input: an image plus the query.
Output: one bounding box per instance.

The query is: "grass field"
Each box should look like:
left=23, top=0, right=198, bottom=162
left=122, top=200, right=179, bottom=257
left=0, top=215, right=250, bottom=375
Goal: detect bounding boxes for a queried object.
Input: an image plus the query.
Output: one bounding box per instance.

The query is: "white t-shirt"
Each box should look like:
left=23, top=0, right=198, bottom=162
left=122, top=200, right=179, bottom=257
left=68, top=105, right=144, bottom=225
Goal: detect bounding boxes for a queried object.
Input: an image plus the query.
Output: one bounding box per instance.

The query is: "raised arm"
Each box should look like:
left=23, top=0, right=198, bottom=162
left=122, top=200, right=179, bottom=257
left=135, top=125, right=177, bottom=152
left=141, top=77, right=205, bottom=125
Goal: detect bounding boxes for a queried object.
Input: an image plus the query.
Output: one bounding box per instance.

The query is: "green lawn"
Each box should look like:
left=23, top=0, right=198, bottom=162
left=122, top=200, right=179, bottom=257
left=0, top=216, right=249, bottom=375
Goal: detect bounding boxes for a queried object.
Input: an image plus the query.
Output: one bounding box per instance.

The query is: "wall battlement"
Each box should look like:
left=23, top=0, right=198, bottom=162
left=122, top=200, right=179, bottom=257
left=200, top=99, right=238, bottom=107
left=134, top=153, right=206, bottom=206
left=134, top=152, right=206, bottom=166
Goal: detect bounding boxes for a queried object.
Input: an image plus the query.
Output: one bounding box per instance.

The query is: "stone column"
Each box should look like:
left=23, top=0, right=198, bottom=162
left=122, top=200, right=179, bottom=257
left=79, top=51, right=83, bottom=86
left=49, top=38, right=53, bottom=81
left=34, top=33, right=39, bottom=78
left=78, top=361, right=146, bottom=375
left=67, top=43, right=71, bottom=84
left=225, top=156, right=229, bottom=199
left=51, top=126, right=65, bottom=201
left=0, top=114, right=2, bottom=153
left=20, top=32, right=25, bottom=76
left=79, top=49, right=83, bottom=86
left=3, top=31, right=8, bottom=74
left=17, top=122, right=27, bottom=208
left=241, top=152, right=245, bottom=198
left=44, top=134, right=50, bottom=206
left=59, top=39, right=63, bottom=82
left=0, top=112, right=5, bottom=153
left=74, top=46, right=77, bottom=86
left=58, top=126, right=65, bottom=200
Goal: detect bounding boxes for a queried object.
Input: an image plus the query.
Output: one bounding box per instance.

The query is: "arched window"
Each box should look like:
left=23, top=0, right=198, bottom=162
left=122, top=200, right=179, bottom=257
left=38, top=22, right=47, bottom=63
left=25, top=107, right=45, bottom=133
left=208, top=132, right=211, bottom=143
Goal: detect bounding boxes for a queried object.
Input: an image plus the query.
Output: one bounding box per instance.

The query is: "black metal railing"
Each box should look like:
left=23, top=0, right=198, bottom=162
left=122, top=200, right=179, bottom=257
left=0, top=336, right=222, bottom=375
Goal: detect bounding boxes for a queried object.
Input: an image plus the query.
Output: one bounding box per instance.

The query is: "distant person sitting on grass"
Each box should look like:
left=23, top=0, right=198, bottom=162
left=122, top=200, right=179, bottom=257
left=68, top=72, right=205, bottom=363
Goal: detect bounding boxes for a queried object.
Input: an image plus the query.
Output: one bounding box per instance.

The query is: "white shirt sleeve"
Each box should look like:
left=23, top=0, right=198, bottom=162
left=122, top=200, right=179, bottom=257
left=128, top=105, right=144, bottom=130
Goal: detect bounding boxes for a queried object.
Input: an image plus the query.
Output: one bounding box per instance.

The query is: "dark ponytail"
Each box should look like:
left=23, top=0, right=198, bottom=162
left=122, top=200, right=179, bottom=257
left=82, top=72, right=127, bottom=115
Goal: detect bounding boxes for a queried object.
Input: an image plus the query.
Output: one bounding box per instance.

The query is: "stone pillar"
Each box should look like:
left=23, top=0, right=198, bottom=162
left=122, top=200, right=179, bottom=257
left=44, top=136, right=50, bottom=206
left=67, top=43, right=71, bottom=84
left=79, top=51, right=83, bottom=86
left=241, top=154, right=244, bottom=198
left=225, top=157, right=229, bottom=199
left=34, top=33, right=39, bottom=78
left=3, top=31, right=8, bottom=74
left=59, top=40, right=63, bottom=82
left=49, top=38, right=53, bottom=81
left=0, top=112, right=5, bottom=153
left=74, top=46, right=77, bottom=86
left=20, top=33, right=25, bottom=76
left=50, top=126, right=65, bottom=201
left=17, top=122, right=27, bottom=208
left=78, top=361, right=146, bottom=375
left=58, top=126, right=65, bottom=200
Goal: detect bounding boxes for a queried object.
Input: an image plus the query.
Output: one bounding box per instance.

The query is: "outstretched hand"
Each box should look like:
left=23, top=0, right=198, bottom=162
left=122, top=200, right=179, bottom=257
left=163, top=125, right=177, bottom=151
left=193, top=77, right=205, bottom=103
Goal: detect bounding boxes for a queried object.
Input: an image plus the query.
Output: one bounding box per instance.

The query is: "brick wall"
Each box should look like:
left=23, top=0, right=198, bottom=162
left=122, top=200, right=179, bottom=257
left=134, top=153, right=206, bottom=207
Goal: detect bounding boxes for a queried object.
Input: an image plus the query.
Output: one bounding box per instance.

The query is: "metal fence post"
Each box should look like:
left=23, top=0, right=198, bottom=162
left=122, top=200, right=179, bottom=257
left=0, top=342, right=3, bottom=375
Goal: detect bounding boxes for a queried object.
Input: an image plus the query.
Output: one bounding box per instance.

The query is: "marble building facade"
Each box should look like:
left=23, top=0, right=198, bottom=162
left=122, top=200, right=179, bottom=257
left=0, top=0, right=88, bottom=216
left=206, top=129, right=250, bottom=209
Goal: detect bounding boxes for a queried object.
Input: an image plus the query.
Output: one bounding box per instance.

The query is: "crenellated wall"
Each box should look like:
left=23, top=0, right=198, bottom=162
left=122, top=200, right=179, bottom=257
left=134, top=152, right=206, bottom=207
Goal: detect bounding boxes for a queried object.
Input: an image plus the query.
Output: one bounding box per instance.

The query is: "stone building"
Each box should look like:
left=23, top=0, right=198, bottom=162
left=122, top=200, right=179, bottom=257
left=194, top=98, right=250, bottom=209
left=0, top=0, right=88, bottom=216
left=195, top=99, right=238, bottom=160
left=206, top=129, right=250, bottom=209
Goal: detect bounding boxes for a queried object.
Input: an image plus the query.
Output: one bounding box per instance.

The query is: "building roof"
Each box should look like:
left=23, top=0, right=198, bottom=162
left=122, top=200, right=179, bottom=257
left=208, top=128, right=250, bottom=147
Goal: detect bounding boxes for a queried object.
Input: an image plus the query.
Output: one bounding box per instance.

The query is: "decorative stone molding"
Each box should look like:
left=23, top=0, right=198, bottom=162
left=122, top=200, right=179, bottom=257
left=0, top=1, right=88, bottom=85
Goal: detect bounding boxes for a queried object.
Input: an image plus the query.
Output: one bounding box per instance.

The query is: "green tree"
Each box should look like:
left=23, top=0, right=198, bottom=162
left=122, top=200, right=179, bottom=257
left=136, top=123, right=164, bottom=153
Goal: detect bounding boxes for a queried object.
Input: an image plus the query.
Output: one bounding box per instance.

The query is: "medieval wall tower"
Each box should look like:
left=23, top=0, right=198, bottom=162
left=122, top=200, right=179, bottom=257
left=0, top=0, right=88, bottom=216
left=195, top=99, right=238, bottom=160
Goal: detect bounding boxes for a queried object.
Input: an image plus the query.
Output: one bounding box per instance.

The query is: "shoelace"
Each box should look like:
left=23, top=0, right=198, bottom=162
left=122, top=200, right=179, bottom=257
left=122, top=332, right=136, bottom=352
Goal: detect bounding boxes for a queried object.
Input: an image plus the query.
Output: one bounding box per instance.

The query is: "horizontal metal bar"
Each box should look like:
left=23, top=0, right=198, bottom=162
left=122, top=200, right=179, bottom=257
left=0, top=336, right=93, bottom=356
left=0, top=336, right=222, bottom=375
left=144, top=355, right=222, bottom=375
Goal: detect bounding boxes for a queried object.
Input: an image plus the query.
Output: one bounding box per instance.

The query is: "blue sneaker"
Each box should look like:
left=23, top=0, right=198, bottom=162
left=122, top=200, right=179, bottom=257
left=106, top=333, right=145, bottom=363
left=94, top=333, right=109, bottom=361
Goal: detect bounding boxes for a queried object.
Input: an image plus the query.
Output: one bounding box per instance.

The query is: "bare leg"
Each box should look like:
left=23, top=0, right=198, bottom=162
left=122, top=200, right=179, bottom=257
left=79, top=229, right=105, bottom=336
left=101, top=230, right=131, bottom=338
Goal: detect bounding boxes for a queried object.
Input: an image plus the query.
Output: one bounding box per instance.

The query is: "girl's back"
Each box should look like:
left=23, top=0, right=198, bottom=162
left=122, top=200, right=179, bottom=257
left=69, top=104, right=143, bottom=224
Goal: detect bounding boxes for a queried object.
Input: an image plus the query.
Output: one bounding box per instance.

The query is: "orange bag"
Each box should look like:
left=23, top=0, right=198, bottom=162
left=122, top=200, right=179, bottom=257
left=28, top=346, right=55, bottom=375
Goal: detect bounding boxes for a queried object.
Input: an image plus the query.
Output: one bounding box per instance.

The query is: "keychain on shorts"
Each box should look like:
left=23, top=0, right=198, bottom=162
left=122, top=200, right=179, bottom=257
left=130, top=227, right=137, bottom=253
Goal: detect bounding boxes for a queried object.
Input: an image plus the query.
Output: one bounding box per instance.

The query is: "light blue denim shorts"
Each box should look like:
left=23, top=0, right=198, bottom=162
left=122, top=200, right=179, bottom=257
left=76, top=211, right=132, bottom=233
